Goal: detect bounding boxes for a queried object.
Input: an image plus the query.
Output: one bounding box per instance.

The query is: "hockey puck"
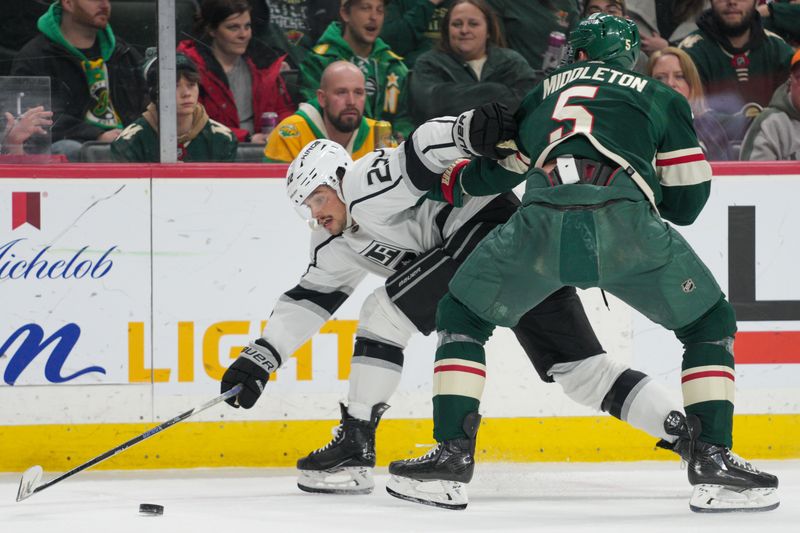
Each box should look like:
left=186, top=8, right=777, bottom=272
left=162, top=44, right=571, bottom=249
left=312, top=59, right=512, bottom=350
left=138, top=503, right=164, bottom=516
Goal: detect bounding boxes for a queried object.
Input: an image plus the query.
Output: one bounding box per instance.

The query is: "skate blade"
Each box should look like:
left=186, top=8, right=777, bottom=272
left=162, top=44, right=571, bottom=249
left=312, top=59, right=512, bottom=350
left=297, top=467, right=374, bottom=495
left=689, top=484, right=780, bottom=513
left=385, top=475, right=467, bottom=510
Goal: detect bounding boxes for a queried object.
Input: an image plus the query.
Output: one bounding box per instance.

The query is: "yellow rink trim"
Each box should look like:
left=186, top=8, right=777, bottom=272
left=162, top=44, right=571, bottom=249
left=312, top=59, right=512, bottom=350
left=1, top=414, right=798, bottom=472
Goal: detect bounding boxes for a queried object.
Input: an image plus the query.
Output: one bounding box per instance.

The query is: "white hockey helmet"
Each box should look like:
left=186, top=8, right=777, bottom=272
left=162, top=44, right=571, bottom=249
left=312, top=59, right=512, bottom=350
left=286, top=139, right=352, bottom=223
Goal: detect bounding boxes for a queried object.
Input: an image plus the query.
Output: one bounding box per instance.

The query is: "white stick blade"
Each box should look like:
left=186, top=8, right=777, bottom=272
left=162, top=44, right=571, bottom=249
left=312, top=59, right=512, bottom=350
left=16, top=465, right=43, bottom=502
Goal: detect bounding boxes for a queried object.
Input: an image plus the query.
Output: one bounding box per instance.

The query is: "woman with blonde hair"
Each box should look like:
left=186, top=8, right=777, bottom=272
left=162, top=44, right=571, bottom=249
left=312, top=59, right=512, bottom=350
left=647, top=46, right=734, bottom=160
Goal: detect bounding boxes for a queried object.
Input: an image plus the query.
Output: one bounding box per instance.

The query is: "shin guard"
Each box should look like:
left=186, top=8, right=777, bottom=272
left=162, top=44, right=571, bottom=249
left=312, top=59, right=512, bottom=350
left=675, top=298, right=737, bottom=447
left=433, top=294, right=495, bottom=441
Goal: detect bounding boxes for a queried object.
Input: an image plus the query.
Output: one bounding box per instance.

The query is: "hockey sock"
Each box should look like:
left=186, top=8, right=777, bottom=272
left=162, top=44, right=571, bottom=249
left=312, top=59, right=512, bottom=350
left=675, top=298, right=737, bottom=448
left=603, top=371, right=682, bottom=441
left=347, top=338, right=403, bottom=421
left=432, top=294, right=495, bottom=441
left=553, top=355, right=681, bottom=441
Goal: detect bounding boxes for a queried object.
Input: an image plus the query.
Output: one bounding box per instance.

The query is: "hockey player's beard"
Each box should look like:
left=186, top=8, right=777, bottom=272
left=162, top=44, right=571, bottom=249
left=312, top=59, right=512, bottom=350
left=713, top=8, right=754, bottom=38
left=328, top=108, right=362, bottom=134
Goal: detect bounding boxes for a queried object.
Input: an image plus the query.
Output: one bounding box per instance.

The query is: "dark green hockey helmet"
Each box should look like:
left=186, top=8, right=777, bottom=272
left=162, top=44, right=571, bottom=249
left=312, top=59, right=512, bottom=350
left=568, top=13, right=640, bottom=69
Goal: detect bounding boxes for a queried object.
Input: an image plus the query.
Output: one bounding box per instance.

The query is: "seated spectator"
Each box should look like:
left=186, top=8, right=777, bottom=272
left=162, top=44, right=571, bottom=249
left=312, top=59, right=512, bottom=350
left=380, top=0, right=450, bottom=68
left=648, top=47, right=741, bottom=160
left=758, top=0, right=800, bottom=47
left=178, top=0, right=295, bottom=145
left=385, top=0, right=585, bottom=78
left=410, top=0, right=536, bottom=124
left=582, top=0, right=649, bottom=72
left=11, top=0, right=148, bottom=161
left=265, top=60, right=377, bottom=162
left=0, top=106, right=53, bottom=155
left=679, top=0, right=794, bottom=114
left=740, top=49, right=800, bottom=160
left=111, top=53, right=237, bottom=162
left=626, top=0, right=706, bottom=56
left=300, top=0, right=413, bottom=139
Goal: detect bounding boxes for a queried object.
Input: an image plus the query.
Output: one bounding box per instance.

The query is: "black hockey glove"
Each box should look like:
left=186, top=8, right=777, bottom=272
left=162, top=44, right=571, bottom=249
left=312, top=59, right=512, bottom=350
left=454, top=102, right=518, bottom=160
left=221, top=338, right=282, bottom=409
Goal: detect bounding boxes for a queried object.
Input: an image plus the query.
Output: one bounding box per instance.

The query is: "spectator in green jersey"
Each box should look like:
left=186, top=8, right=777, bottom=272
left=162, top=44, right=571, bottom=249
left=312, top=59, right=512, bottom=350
left=111, top=53, right=237, bottom=162
left=679, top=0, right=794, bottom=115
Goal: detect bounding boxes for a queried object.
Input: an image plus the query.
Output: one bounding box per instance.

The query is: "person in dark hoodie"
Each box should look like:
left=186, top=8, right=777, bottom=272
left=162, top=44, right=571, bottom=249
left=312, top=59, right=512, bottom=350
left=11, top=0, right=147, bottom=160
left=678, top=0, right=794, bottom=115
left=300, top=0, right=414, bottom=139
left=110, top=52, right=237, bottom=162
left=740, top=48, right=800, bottom=160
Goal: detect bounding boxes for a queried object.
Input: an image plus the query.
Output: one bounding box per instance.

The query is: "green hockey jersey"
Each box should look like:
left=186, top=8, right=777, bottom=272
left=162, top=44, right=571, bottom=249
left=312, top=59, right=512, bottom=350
left=513, top=62, right=713, bottom=226
left=450, top=62, right=712, bottom=226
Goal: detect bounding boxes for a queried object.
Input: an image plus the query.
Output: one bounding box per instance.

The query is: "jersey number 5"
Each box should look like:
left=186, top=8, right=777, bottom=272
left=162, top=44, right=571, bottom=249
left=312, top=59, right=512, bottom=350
left=549, top=86, right=599, bottom=144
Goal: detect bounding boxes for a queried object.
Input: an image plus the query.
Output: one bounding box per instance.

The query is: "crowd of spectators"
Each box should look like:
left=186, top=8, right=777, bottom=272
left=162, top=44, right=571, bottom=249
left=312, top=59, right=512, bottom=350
left=0, top=0, right=799, bottom=163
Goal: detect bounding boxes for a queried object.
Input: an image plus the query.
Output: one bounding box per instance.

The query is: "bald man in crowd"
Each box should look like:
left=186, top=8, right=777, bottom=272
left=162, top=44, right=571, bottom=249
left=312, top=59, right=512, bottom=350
left=264, top=61, right=381, bottom=162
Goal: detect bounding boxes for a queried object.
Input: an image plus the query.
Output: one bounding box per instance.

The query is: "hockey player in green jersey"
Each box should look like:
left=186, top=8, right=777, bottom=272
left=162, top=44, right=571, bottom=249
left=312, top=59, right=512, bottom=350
left=386, top=13, right=779, bottom=513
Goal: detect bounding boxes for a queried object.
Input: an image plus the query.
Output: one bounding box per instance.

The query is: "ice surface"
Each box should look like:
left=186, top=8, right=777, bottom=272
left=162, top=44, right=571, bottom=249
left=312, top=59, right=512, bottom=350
left=2, top=461, right=797, bottom=532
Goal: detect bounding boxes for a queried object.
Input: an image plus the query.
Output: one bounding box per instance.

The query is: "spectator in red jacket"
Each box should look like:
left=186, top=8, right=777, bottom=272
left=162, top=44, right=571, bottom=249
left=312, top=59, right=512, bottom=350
left=178, top=0, right=296, bottom=144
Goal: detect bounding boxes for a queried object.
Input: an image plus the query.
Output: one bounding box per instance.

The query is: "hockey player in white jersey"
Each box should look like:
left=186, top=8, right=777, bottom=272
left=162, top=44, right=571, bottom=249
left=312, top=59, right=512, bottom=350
left=220, top=103, right=685, bottom=496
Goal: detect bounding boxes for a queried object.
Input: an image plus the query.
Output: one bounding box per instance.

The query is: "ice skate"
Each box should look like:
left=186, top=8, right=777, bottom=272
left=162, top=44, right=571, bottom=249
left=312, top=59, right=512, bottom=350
left=296, top=403, right=389, bottom=495
left=658, top=410, right=779, bottom=512
left=385, top=412, right=481, bottom=510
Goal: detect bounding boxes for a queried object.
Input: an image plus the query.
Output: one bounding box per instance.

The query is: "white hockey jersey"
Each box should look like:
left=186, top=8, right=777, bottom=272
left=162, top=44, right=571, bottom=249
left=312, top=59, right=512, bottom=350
left=262, top=119, right=497, bottom=362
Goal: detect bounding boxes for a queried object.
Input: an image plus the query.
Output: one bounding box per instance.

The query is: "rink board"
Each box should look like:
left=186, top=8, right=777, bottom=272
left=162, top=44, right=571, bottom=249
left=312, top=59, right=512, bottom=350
left=1, top=161, right=799, bottom=469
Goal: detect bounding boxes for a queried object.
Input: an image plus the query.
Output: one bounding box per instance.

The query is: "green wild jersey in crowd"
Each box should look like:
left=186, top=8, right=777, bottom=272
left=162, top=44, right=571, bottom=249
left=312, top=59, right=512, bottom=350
left=514, top=61, right=712, bottom=225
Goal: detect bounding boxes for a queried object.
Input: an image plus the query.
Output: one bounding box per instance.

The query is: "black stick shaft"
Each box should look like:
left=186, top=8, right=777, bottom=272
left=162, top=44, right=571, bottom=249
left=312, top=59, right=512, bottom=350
left=33, top=384, right=242, bottom=494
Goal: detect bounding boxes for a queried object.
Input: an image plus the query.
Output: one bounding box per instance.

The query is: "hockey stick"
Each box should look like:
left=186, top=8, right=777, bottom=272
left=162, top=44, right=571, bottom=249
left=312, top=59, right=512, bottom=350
left=16, top=383, right=242, bottom=502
